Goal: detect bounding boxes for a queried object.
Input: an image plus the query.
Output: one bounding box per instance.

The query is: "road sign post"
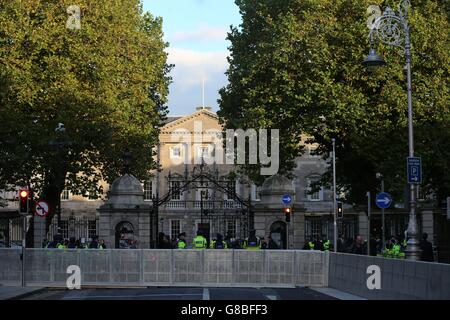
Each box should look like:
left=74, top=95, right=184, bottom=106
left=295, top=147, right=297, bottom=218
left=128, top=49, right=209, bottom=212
left=407, top=157, right=422, bottom=184
left=35, top=201, right=50, bottom=218
left=376, top=191, right=392, bottom=248
left=282, top=194, right=292, bottom=206
left=367, top=191, right=371, bottom=256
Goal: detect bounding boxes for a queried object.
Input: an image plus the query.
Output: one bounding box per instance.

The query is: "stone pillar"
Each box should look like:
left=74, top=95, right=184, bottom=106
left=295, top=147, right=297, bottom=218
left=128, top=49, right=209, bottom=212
left=97, top=174, right=153, bottom=249
left=358, top=212, right=369, bottom=240
left=138, top=213, right=150, bottom=248
left=421, top=210, right=434, bottom=241
left=33, top=216, right=46, bottom=248
left=99, top=212, right=112, bottom=248
left=292, top=208, right=305, bottom=249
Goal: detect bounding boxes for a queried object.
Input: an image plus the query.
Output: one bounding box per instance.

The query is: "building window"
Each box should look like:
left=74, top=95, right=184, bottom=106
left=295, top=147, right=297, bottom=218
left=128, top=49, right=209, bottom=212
left=251, top=184, right=261, bottom=201
left=170, top=146, right=182, bottom=158
left=306, top=177, right=323, bottom=201
left=143, top=180, right=154, bottom=201
left=417, top=186, right=425, bottom=201
left=225, top=180, right=236, bottom=200
left=59, top=221, right=69, bottom=239
left=61, top=189, right=71, bottom=201
left=170, top=181, right=182, bottom=200
left=226, top=220, right=237, bottom=238
left=197, top=146, right=210, bottom=160
left=170, top=220, right=181, bottom=241
left=88, top=220, right=97, bottom=239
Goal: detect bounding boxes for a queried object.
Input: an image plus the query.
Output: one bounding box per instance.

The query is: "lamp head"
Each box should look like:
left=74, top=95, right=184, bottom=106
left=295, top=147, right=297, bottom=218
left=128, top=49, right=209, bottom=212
left=362, top=48, right=386, bottom=68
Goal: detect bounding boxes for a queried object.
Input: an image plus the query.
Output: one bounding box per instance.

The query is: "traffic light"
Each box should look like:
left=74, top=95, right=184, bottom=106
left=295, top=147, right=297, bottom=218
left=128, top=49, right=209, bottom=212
left=284, top=207, right=292, bottom=222
left=337, top=202, right=343, bottom=218
left=19, top=188, right=30, bottom=214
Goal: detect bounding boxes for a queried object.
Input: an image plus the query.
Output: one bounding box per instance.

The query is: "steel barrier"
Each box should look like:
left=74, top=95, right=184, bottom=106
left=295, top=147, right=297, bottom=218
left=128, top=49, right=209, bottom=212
left=0, top=248, right=328, bottom=288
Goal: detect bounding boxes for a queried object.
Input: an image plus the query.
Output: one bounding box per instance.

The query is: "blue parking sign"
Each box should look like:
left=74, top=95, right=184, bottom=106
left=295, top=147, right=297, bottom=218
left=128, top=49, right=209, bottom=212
left=407, top=157, right=422, bottom=184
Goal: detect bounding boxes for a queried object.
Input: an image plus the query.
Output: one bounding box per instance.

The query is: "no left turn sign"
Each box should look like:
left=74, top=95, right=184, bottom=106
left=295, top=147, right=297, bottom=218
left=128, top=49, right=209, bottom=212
left=35, top=201, right=49, bottom=217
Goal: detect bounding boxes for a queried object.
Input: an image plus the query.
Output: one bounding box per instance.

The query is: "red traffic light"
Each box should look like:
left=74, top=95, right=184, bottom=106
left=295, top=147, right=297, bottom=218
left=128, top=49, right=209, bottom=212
left=284, top=207, right=292, bottom=222
left=19, top=188, right=30, bottom=214
left=20, top=190, right=29, bottom=198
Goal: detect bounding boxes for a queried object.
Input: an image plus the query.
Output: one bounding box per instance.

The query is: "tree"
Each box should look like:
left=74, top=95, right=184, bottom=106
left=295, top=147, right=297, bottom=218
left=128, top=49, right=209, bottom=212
left=0, top=0, right=171, bottom=231
left=219, top=0, right=449, bottom=205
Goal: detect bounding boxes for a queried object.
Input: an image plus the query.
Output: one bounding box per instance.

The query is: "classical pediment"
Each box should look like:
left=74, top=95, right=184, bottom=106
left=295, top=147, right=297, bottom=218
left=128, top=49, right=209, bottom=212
left=161, top=108, right=221, bottom=135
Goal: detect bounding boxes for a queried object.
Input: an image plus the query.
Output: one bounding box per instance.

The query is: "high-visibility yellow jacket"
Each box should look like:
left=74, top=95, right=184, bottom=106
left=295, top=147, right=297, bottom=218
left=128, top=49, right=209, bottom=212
left=243, top=238, right=261, bottom=250
left=177, top=240, right=186, bottom=249
left=210, top=240, right=227, bottom=249
left=193, top=236, right=207, bottom=249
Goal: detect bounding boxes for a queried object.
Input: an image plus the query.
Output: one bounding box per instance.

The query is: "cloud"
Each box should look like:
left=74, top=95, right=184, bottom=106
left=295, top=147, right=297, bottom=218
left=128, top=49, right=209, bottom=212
left=165, top=48, right=229, bottom=113
left=167, top=48, right=228, bottom=89
left=171, top=25, right=229, bottom=43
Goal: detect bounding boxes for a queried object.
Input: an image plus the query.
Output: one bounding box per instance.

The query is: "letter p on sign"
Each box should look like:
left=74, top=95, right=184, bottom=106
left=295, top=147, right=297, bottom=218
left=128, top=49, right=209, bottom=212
left=366, top=265, right=381, bottom=290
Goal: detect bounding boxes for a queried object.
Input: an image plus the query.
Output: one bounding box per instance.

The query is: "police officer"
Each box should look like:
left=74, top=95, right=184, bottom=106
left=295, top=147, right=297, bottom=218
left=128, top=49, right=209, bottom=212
left=210, top=233, right=227, bottom=249
left=89, top=235, right=100, bottom=249
left=322, top=236, right=331, bottom=251
left=192, top=231, right=207, bottom=249
left=243, top=230, right=261, bottom=250
left=313, top=235, right=323, bottom=251
left=57, top=239, right=67, bottom=249
left=177, top=232, right=187, bottom=249
left=46, top=234, right=62, bottom=248
left=302, top=236, right=315, bottom=250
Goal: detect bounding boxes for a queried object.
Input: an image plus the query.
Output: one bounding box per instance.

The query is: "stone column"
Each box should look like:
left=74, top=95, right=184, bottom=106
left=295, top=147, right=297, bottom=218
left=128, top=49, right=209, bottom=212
left=421, top=209, right=434, bottom=241
left=99, top=212, right=111, bottom=248
left=292, top=208, right=305, bottom=249
left=358, top=212, right=369, bottom=240
left=138, top=213, right=150, bottom=248
left=33, top=216, right=46, bottom=248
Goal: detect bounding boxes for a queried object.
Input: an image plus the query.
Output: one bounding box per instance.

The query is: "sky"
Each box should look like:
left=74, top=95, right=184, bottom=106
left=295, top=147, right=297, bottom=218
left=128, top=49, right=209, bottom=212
left=142, top=0, right=242, bottom=116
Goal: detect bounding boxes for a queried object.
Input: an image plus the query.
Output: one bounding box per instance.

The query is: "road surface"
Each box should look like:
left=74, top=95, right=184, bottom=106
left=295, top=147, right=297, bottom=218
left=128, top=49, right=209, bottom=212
left=21, top=287, right=338, bottom=300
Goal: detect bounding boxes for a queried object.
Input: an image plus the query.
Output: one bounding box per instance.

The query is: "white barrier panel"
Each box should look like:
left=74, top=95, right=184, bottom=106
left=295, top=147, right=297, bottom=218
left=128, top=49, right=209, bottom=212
left=0, top=249, right=22, bottom=285
left=0, top=249, right=328, bottom=288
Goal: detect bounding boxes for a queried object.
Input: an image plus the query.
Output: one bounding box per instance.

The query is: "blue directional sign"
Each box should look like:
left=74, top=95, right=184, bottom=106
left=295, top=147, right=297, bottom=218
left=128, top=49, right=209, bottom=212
left=282, top=194, right=292, bottom=205
left=376, top=192, right=392, bottom=209
left=407, top=157, right=422, bottom=184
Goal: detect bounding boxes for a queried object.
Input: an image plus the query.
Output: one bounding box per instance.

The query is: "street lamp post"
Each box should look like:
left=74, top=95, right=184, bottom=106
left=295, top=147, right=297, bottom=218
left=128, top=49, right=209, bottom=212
left=332, top=138, right=337, bottom=252
left=363, top=0, right=421, bottom=260
left=376, top=173, right=385, bottom=248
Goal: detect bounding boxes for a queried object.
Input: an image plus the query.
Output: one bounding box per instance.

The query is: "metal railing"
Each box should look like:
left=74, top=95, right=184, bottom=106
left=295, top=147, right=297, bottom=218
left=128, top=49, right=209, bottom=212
left=0, top=249, right=329, bottom=288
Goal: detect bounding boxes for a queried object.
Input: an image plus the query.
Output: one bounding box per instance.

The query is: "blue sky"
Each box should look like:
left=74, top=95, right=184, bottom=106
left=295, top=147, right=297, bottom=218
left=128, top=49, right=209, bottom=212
left=142, top=0, right=242, bottom=116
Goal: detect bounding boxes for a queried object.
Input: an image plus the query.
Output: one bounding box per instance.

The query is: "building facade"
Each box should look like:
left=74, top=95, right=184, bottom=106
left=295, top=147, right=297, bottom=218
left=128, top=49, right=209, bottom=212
left=1, top=107, right=447, bottom=261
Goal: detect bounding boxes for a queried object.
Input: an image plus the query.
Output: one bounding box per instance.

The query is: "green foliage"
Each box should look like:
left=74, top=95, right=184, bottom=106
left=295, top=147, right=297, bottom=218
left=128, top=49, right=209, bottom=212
left=0, top=1, right=171, bottom=206
left=219, top=0, right=449, bottom=204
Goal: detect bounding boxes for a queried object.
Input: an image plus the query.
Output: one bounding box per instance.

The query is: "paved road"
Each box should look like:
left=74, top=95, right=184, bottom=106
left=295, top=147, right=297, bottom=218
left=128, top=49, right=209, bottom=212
left=22, top=287, right=338, bottom=300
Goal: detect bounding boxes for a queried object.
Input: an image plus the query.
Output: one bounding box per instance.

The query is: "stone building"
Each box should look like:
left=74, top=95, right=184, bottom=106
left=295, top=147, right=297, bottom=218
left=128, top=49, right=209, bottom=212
left=1, top=107, right=447, bottom=261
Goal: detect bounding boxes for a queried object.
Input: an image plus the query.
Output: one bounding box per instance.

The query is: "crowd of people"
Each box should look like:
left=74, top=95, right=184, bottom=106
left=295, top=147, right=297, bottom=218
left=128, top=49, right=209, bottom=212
left=303, top=232, right=435, bottom=262
left=157, top=230, right=281, bottom=250
left=42, top=234, right=106, bottom=250
left=39, top=229, right=435, bottom=262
